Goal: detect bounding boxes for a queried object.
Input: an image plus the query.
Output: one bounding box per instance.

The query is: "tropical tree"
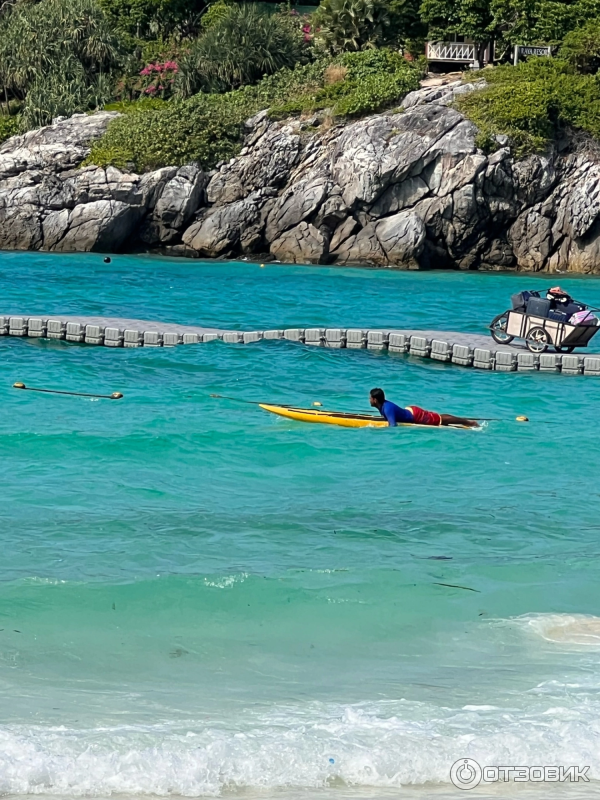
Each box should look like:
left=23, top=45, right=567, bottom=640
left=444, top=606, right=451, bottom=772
left=560, top=18, right=600, bottom=72
left=98, top=0, right=207, bottom=41
left=490, top=0, right=600, bottom=46
left=0, top=0, right=121, bottom=125
left=315, top=0, right=390, bottom=52
left=175, top=3, right=307, bottom=97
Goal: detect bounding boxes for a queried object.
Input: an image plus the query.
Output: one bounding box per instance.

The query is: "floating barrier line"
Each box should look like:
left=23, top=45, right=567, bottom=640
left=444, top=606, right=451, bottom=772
left=13, top=383, right=123, bottom=400
left=3, top=315, right=600, bottom=376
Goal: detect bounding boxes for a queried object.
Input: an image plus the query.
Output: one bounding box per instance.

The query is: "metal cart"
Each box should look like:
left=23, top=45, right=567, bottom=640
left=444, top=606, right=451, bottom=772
left=489, top=308, right=600, bottom=353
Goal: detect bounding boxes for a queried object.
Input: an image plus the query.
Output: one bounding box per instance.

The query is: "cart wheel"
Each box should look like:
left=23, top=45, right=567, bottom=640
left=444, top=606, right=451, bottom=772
left=490, top=312, right=514, bottom=344
left=555, top=346, right=576, bottom=354
left=526, top=326, right=551, bottom=353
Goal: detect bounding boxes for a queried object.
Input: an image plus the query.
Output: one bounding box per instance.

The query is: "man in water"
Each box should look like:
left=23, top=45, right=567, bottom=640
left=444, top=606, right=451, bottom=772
left=369, top=388, right=478, bottom=428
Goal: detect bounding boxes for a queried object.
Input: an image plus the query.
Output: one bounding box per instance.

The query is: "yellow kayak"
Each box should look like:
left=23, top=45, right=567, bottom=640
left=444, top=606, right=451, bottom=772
left=259, top=404, right=475, bottom=429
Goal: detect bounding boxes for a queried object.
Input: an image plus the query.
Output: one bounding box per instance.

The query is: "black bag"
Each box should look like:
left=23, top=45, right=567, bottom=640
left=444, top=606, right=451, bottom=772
left=511, top=290, right=540, bottom=311
left=527, top=297, right=551, bottom=318
left=562, top=301, right=585, bottom=317
left=548, top=309, right=569, bottom=322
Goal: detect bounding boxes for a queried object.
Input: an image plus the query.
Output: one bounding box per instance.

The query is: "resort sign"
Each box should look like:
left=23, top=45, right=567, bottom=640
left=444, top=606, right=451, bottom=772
left=513, top=44, right=552, bottom=63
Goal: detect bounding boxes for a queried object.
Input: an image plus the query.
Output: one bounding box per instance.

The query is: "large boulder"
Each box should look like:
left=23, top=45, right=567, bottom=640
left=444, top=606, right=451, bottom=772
left=508, top=205, right=553, bottom=270
left=0, top=112, right=120, bottom=180
left=48, top=200, right=141, bottom=252
left=182, top=189, right=275, bottom=256
left=332, top=104, right=466, bottom=208
left=265, top=174, right=331, bottom=242
left=206, top=122, right=300, bottom=205
left=333, top=211, right=426, bottom=267
left=270, top=222, right=326, bottom=264
left=0, top=111, right=184, bottom=252
left=140, top=165, right=207, bottom=245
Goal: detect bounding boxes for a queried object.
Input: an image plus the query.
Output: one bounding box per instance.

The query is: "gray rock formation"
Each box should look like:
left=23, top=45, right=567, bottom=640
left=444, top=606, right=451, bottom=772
left=182, top=188, right=276, bottom=257
left=0, top=113, right=175, bottom=252
left=333, top=212, right=426, bottom=267
left=1, top=85, right=600, bottom=271
left=140, top=165, right=207, bottom=245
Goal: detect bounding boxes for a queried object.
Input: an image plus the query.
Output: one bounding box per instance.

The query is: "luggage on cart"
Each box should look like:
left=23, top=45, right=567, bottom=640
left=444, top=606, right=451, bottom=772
left=490, top=288, right=600, bottom=353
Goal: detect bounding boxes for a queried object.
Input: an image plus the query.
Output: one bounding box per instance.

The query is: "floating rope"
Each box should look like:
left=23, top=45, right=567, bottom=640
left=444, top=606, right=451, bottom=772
left=13, top=382, right=123, bottom=400
left=433, top=582, right=480, bottom=593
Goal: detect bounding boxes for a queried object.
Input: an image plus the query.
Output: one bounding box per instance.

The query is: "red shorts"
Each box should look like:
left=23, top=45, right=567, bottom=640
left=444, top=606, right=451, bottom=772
left=406, top=406, right=442, bottom=426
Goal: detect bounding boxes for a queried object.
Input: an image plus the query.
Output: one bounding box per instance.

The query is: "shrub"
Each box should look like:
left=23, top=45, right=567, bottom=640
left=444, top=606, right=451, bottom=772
left=199, top=0, right=232, bottom=30
left=22, top=67, right=113, bottom=130
left=139, top=60, right=179, bottom=98
left=86, top=50, right=421, bottom=172
left=175, top=4, right=308, bottom=97
left=0, top=0, right=121, bottom=93
left=0, top=114, right=20, bottom=145
left=85, top=93, right=246, bottom=170
left=270, top=49, right=422, bottom=118
left=560, top=19, right=600, bottom=72
left=456, top=58, right=600, bottom=157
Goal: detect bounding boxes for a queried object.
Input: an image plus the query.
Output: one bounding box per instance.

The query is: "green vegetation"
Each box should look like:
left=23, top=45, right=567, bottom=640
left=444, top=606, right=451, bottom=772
left=270, top=49, right=421, bottom=117
left=490, top=0, right=600, bottom=47
left=98, top=0, right=205, bottom=42
left=2, top=0, right=600, bottom=161
left=559, top=19, right=600, bottom=72
left=314, top=0, right=424, bottom=54
left=0, top=115, right=20, bottom=144
left=175, top=3, right=308, bottom=96
left=0, top=0, right=120, bottom=129
left=421, top=0, right=493, bottom=65
left=456, top=58, right=600, bottom=156
left=86, top=51, right=421, bottom=170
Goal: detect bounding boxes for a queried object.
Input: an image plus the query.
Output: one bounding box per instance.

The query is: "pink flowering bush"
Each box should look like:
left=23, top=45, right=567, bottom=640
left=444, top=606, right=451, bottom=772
left=139, top=61, right=178, bottom=99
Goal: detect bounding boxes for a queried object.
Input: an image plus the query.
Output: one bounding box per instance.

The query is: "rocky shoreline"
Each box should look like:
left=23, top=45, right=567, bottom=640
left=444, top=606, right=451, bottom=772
left=1, top=81, right=599, bottom=272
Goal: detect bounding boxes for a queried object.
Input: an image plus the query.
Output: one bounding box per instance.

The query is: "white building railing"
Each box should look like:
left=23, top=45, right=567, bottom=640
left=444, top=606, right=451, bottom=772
left=426, top=41, right=476, bottom=62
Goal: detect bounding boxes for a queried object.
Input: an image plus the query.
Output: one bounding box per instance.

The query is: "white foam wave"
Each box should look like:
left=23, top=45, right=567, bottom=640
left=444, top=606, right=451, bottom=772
left=1, top=699, right=599, bottom=796
left=512, top=613, right=600, bottom=648
left=202, top=573, right=249, bottom=590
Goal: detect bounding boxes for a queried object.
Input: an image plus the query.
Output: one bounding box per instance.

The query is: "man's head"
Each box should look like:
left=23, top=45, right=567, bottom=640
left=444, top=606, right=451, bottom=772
left=370, top=388, right=385, bottom=408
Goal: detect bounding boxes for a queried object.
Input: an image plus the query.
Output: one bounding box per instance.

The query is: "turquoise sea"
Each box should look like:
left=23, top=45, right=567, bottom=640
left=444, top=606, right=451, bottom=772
left=2, top=251, right=600, bottom=799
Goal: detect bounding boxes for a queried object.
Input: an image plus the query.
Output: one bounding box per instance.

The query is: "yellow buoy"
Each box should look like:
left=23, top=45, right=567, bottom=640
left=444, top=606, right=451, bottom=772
left=313, top=402, right=322, bottom=407
left=13, top=382, right=26, bottom=389
left=516, top=415, right=529, bottom=422
left=260, top=264, right=265, bottom=268
left=111, top=392, right=124, bottom=400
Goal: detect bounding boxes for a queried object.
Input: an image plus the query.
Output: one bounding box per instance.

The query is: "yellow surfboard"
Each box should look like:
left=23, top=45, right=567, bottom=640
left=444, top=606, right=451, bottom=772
left=259, top=404, right=475, bottom=429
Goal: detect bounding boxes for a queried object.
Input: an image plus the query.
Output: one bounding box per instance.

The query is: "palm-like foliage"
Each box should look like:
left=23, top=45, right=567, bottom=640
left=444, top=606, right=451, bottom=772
left=0, top=0, right=121, bottom=126
left=314, top=0, right=391, bottom=53
left=175, top=3, right=306, bottom=98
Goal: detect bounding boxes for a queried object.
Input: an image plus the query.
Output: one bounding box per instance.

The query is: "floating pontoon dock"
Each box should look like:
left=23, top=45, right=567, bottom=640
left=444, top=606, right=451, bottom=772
left=3, top=315, right=600, bottom=375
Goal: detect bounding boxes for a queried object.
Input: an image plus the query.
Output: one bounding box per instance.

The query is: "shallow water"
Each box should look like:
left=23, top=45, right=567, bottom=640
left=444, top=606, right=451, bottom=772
left=1, top=251, right=600, bottom=797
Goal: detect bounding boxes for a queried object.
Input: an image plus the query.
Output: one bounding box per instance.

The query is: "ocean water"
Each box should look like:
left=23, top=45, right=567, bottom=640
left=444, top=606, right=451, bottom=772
left=1, top=251, right=600, bottom=798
